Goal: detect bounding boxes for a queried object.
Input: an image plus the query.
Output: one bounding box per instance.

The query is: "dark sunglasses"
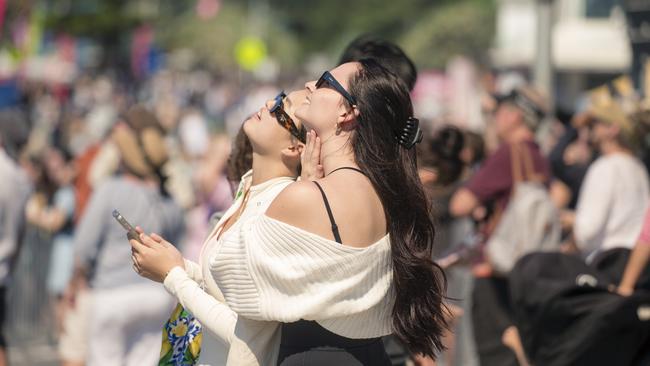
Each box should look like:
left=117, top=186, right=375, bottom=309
left=270, top=91, right=306, bottom=143
left=315, top=71, right=357, bottom=107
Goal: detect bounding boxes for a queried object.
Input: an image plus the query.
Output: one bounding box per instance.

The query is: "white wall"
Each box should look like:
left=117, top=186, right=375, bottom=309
left=492, top=0, right=631, bottom=72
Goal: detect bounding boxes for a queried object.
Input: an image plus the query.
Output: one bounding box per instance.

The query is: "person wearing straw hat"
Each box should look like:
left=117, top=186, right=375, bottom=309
left=70, top=110, right=184, bottom=366
left=572, top=101, right=649, bottom=260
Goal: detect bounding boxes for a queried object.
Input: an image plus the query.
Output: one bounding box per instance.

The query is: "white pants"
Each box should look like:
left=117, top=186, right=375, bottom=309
left=88, top=283, right=174, bottom=366
left=59, top=289, right=91, bottom=362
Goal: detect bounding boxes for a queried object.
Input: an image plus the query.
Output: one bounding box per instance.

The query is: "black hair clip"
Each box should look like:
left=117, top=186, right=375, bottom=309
left=396, top=117, right=423, bottom=149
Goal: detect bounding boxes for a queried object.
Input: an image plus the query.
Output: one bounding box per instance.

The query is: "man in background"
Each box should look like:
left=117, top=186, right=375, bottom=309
left=339, top=35, right=417, bottom=92
left=450, top=86, right=551, bottom=366
left=0, top=110, right=32, bottom=366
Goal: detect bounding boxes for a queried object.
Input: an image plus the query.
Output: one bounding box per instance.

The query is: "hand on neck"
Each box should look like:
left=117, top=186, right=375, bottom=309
left=318, top=133, right=357, bottom=175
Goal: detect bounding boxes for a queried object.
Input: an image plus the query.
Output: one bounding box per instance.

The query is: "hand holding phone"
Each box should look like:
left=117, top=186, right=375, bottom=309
left=112, top=209, right=140, bottom=242
left=115, top=209, right=184, bottom=283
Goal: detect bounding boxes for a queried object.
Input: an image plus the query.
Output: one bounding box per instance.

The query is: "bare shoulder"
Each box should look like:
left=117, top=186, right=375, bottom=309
left=265, top=180, right=322, bottom=225
left=266, top=177, right=387, bottom=246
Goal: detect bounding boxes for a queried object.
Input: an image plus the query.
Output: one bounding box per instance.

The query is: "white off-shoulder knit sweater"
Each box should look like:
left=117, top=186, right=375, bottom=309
left=221, top=214, right=393, bottom=336
left=164, top=172, right=394, bottom=365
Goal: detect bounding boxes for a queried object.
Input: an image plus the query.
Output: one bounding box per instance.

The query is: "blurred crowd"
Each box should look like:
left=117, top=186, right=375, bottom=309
left=0, top=68, right=297, bottom=365
left=1, top=37, right=650, bottom=366
left=420, top=79, right=650, bottom=366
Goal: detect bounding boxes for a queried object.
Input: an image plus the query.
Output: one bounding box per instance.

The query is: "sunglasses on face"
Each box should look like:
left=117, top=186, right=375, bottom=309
left=270, top=91, right=306, bottom=143
left=315, top=71, right=357, bottom=107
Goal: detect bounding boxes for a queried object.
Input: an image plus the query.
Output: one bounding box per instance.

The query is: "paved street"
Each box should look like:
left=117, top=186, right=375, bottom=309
left=8, top=343, right=58, bottom=366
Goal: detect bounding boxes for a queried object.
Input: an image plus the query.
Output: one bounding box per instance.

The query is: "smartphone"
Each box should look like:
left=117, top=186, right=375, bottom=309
left=112, top=209, right=140, bottom=242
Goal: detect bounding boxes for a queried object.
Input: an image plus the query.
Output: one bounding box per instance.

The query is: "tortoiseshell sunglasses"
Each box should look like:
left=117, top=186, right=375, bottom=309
left=270, top=91, right=306, bottom=143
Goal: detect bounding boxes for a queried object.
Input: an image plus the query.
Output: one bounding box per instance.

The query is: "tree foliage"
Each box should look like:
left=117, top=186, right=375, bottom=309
left=18, top=0, right=496, bottom=71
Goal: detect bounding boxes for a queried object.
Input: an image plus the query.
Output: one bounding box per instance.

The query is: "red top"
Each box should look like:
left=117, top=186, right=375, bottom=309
left=465, top=140, right=552, bottom=239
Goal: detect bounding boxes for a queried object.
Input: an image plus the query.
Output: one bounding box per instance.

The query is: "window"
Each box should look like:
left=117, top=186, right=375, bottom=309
left=585, top=0, right=619, bottom=18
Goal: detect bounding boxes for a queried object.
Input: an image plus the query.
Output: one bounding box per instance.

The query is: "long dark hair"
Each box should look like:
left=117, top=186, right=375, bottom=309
left=348, top=59, right=448, bottom=358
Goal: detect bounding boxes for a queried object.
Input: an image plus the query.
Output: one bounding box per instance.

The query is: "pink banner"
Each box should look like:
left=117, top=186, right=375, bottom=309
left=131, top=25, right=153, bottom=79
left=0, top=0, right=5, bottom=39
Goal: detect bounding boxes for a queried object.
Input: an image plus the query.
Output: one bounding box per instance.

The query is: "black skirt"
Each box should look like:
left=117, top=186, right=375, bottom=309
left=277, top=320, right=392, bottom=366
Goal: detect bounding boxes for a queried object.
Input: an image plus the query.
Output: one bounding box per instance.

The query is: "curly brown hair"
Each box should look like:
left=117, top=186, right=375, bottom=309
left=226, top=126, right=253, bottom=185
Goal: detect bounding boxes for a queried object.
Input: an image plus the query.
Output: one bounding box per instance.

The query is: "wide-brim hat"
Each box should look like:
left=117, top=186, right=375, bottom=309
left=588, top=102, right=634, bottom=136
left=112, top=123, right=168, bottom=179
left=123, top=104, right=164, bottom=132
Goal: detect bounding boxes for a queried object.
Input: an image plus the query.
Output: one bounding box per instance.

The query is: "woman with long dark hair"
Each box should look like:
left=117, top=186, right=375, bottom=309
left=132, top=60, right=448, bottom=365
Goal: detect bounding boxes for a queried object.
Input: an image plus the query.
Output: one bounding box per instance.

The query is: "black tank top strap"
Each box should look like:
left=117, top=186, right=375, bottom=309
left=327, top=166, right=366, bottom=177
left=312, top=181, right=343, bottom=244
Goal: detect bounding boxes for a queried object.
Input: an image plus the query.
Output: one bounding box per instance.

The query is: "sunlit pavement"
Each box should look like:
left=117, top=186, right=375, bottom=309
left=8, top=343, right=59, bottom=366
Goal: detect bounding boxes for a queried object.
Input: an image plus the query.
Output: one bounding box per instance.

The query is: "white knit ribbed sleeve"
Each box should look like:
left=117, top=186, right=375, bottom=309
left=211, top=215, right=394, bottom=339
left=183, top=259, right=203, bottom=283
left=164, top=266, right=237, bottom=345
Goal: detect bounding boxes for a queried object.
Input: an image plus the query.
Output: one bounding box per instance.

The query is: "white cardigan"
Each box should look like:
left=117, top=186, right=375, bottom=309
left=164, top=173, right=394, bottom=365
left=218, top=214, right=393, bottom=337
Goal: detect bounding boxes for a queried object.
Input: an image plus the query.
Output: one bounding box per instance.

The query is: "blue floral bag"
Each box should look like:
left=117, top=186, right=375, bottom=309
left=159, top=303, right=203, bottom=366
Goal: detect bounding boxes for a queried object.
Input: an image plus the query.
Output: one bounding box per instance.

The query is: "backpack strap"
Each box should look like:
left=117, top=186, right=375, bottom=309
left=510, top=143, right=524, bottom=184
left=510, top=142, right=545, bottom=186
left=520, top=144, right=545, bottom=183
